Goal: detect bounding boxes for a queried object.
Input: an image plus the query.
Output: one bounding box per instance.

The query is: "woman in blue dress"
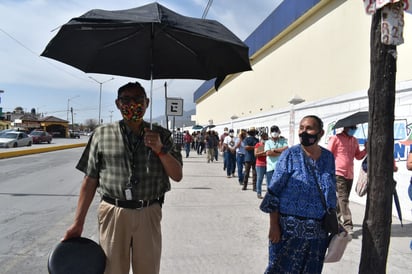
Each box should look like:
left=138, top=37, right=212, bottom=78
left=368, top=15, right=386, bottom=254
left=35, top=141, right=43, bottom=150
left=260, top=115, right=336, bottom=274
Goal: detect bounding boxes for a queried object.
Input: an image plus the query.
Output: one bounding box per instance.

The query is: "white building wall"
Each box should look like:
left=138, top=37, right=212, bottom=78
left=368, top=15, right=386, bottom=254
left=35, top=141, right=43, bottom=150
left=195, top=0, right=412, bottom=126
left=193, top=1, right=412, bottom=222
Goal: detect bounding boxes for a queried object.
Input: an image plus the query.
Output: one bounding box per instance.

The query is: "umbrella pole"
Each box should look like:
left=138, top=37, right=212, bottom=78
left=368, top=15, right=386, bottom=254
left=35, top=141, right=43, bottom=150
left=149, top=67, right=153, bottom=130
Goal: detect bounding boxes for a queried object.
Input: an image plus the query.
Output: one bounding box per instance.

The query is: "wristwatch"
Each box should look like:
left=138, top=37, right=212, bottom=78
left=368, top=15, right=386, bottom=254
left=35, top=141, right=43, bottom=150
left=156, top=145, right=170, bottom=157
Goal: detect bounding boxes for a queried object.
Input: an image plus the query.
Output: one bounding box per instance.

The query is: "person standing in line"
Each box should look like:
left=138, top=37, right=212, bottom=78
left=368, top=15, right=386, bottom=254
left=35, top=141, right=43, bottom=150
left=213, top=130, right=220, bottom=162
left=223, top=129, right=237, bottom=178
left=255, top=132, right=268, bottom=199
left=197, top=131, right=205, bottom=155
left=235, top=129, right=247, bottom=185
left=183, top=130, right=193, bottom=158
left=327, top=125, right=367, bottom=233
left=260, top=115, right=336, bottom=274
left=205, top=131, right=216, bottom=163
left=173, top=127, right=184, bottom=152
left=220, top=127, right=229, bottom=170
left=407, top=151, right=412, bottom=170
left=62, top=82, right=183, bottom=274
left=264, top=125, right=288, bottom=187
left=242, top=127, right=259, bottom=191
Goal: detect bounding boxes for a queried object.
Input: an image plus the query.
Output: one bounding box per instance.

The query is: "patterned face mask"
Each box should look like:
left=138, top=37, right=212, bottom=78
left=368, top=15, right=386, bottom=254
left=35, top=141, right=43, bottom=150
left=120, top=102, right=144, bottom=122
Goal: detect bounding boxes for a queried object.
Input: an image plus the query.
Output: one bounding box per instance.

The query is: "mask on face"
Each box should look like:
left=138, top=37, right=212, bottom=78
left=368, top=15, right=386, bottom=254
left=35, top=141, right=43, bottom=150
left=299, top=131, right=319, bottom=147
left=120, top=102, right=144, bottom=122
left=270, top=132, right=280, bottom=138
left=347, top=128, right=356, bottom=136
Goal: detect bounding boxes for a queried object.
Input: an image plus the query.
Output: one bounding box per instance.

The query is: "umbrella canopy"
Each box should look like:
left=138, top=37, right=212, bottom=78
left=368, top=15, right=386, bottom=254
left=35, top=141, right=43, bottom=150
left=40, top=2, right=252, bottom=91
left=332, top=111, right=369, bottom=129
left=192, top=125, right=203, bottom=130
left=201, top=124, right=216, bottom=132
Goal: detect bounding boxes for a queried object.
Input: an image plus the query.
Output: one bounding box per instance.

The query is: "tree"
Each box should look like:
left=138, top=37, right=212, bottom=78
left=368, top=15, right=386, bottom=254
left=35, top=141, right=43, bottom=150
left=84, top=118, right=99, bottom=131
left=360, top=6, right=397, bottom=273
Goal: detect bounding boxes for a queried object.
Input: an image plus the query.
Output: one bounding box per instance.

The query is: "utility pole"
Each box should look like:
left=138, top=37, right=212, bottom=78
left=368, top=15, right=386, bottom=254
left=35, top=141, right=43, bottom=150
left=359, top=7, right=397, bottom=273
left=164, top=82, right=169, bottom=130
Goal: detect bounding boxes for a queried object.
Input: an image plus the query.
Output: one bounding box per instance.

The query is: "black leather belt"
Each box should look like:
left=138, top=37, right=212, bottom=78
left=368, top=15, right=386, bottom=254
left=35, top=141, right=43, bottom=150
left=102, top=195, right=162, bottom=209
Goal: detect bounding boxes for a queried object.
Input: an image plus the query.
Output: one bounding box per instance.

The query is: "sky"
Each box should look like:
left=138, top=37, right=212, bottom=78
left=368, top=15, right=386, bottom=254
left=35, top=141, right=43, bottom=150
left=0, top=0, right=282, bottom=125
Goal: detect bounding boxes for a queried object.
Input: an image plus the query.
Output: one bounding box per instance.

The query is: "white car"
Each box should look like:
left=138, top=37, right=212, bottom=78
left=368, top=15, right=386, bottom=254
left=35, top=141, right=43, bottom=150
left=0, top=131, right=33, bottom=148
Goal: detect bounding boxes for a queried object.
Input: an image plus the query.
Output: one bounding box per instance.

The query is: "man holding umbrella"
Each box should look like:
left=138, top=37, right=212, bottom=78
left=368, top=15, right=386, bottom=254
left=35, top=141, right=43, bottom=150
left=328, top=125, right=367, bottom=233
left=63, top=82, right=183, bottom=274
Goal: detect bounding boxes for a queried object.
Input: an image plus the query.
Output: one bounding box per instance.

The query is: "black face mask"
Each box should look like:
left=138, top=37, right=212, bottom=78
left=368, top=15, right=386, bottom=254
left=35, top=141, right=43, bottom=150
left=299, top=131, right=319, bottom=147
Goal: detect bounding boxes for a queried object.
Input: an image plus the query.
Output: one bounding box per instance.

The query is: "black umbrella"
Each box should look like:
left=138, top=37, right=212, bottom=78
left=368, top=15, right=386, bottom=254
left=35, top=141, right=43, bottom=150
left=332, top=111, right=369, bottom=129
left=393, top=180, right=403, bottom=227
left=201, top=124, right=216, bottom=132
left=192, top=125, right=203, bottom=130
left=41, top=2, right=252, bottom=124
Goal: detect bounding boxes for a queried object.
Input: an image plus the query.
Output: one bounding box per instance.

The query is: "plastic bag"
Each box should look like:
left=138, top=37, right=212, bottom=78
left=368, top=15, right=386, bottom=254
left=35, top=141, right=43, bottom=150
left=324, top=231, right=351, bottom=263
left=355, top=168, right=368, bottom=197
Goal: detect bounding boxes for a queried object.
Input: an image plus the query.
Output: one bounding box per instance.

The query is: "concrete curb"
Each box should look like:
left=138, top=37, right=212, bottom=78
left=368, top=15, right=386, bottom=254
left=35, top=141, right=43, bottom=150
left=0, top=143, right=87, bottom=159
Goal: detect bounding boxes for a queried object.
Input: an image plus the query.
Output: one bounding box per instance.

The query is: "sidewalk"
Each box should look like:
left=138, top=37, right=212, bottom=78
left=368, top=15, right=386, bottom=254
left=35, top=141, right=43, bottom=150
left=2, top=143, right=411, bottom=273
left=160, top=151, right=412, bottom=274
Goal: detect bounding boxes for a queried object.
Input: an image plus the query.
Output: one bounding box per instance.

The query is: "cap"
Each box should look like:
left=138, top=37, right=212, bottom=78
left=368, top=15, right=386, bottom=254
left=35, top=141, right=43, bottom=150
left=270, top=125, right=280, bottom=133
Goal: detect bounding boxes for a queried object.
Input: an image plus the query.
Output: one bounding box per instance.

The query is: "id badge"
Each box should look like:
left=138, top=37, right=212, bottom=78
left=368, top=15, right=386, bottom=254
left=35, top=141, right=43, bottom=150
left=125, top=188, right=133, bottom=200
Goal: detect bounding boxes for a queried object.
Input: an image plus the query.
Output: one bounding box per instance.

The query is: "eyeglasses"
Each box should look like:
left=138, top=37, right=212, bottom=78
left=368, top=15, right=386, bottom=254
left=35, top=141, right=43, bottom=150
left=118, top=96, right=146, bottom=104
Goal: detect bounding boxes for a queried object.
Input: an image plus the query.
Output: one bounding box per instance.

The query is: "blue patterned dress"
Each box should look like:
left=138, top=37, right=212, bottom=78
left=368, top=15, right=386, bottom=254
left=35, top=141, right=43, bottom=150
left=260, top=145, right=336, bottom=274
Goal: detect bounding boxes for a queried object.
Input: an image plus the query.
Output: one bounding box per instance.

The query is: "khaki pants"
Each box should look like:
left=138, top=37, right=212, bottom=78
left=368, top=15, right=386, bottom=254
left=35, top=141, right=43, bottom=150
left=336, top=175, right=353, bottom=231
left=98, top=201, right=162, bottom=274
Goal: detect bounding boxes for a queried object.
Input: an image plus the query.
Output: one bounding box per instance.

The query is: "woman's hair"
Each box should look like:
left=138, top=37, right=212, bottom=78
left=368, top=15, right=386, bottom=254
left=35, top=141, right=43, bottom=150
left=303, top=115, right=324, bottom=130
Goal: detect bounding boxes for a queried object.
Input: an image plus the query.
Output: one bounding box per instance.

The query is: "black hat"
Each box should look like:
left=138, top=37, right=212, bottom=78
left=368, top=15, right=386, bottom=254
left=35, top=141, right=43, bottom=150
left=270, top=125, right=280, bottom=133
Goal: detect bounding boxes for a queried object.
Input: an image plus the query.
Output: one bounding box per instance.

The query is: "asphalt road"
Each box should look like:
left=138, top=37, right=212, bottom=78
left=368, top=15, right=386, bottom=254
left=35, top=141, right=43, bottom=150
left=0, top=147, right=99, bottom=274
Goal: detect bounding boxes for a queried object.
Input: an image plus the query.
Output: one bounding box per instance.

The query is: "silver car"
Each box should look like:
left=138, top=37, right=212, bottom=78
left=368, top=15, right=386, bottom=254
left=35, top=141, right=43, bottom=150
left=0, top=131, right=33, bottom=148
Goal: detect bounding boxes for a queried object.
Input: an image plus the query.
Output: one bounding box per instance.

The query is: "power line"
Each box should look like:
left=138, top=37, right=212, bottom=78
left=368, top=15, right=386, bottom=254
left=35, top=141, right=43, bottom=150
left=0, top=27, right=89, bottom=82
left=202, top=0, right=213, bottom=19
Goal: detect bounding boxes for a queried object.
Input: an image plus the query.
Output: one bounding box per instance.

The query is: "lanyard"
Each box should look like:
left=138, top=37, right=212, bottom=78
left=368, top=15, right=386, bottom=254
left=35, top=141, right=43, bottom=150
left=119, top=121, right=146, bottom=186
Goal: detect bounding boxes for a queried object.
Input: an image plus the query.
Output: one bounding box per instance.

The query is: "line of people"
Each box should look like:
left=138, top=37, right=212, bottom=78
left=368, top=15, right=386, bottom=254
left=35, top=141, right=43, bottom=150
left=218, top=126, right=288, bottom=199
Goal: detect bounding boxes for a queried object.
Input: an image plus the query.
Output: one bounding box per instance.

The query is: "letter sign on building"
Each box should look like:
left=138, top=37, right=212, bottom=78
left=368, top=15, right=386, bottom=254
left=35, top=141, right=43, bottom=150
left=166, top=97, right=183, bottom=116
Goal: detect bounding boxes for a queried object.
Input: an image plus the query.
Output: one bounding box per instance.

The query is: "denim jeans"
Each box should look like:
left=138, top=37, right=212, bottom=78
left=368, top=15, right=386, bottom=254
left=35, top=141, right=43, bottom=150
left=225, top=151, right=236, bottom=176
left=266, top=170, right=274, bottom=188
left=184, top=143, right=191, bottom=158
left=256, top=165, right=266, bottom=195
left=236, top=153, right=245, bottom=183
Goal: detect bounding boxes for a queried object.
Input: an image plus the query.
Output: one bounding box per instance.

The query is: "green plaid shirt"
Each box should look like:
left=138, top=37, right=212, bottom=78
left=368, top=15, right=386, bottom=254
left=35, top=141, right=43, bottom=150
left=76, top=121, right=182, bottom=200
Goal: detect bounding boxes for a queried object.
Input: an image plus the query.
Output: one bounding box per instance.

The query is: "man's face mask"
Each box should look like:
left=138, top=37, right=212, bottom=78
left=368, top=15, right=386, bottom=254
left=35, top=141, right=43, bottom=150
left=347, top=128, right=356, bottom=136
left=270, top=132, right=280, bottom=138
left=120, top=102, right=144, bottom=122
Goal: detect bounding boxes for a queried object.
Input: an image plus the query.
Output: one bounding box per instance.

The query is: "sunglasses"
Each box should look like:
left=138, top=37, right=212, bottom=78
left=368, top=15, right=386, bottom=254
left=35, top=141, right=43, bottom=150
left=118, top=96, right=146, bottom=104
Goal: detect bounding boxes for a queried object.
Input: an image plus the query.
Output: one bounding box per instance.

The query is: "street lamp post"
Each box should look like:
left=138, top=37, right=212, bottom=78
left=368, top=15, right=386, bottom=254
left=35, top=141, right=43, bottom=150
left=288, top=95, right=305, bottom=146
left=89, top=76, right=115, bottom=125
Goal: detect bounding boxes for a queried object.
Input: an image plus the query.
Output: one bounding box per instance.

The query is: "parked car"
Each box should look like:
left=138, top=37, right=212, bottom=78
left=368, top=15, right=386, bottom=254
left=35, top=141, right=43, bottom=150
left=0, top=131, right=32, bottom=148
left=29, top=130, right=52, bottom=144
left=69, top=130, right=81, bottom=139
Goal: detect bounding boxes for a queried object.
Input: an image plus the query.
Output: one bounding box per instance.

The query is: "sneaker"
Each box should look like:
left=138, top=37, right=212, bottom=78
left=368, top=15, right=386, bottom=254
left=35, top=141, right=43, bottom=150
left=257, top=194, right=263, bottom=199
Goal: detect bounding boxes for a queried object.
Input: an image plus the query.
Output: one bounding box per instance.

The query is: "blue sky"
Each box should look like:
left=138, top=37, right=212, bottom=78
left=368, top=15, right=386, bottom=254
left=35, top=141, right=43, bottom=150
left=0, top=0, right=282, bottom=125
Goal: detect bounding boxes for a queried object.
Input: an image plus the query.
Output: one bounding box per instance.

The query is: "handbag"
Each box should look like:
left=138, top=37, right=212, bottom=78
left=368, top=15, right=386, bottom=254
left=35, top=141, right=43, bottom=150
left=355, top=167, right=368, bottom=197
left=322, top=208, right=339, bottom=235
left=324, top=231, right=351, bottom=263
left=306, top=157, right=339, bottom=235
